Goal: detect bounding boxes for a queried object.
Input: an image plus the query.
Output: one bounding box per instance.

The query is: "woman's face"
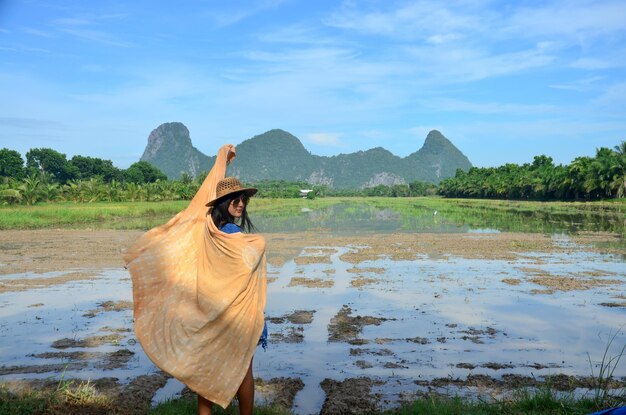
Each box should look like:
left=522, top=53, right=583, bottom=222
left=227, top=194, right=248, bottom=218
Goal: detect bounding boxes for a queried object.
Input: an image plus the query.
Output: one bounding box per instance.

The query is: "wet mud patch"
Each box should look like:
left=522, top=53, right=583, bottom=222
left=501, top=278, right=521, bottom=285
left=458, top=327, right=500, bottom=344
left=406, top=337, right=430, bottom=344
left=0, top=229, right=142, bottom=274
left=455, top=362, right=515, bottom=370
left=350, top=276, right=379, bottom=288
left=1, top=229, right=619, bottom=275
left=0, top=373, right=173, bottom=415
left=347, top=266, right=385, bottom=274
left=416, top=373, right=626, bottom=392
left=599, top=301, right=626, bottom=308
left=0, top=376, right=121, bottom=396
left=97, top=349, right=135, bottom=370
left=255, top=377, right=304, bottom=410
left=116, top=371, right=171, bottom=414
left=26, top=349, right=135, bottom=370
left=0, top=362, right=88, bottom=375
left=294, top=254, right=332, bottom=265
left=99, top=326, right=131, bottom=334
left=52, top=333, right=124, bottom=349
left=270, top=326, right=304, bottom=343
left=384, top=361, right=409, bottom=369
left=269, top=310, right=316, bottom=325
left=320, top=377, right=383, bottom=415
left=527, top=274, right=622, bottom=292
left=302, top=247, right=338, bottom=256
left=328, top=305, right=390, bottom=342
left=83, top=300, right=133, bottom=318
left=429, top=325, right=504, bottom=345
left=288, top=277, right=333, bottom=288
left=350, top=348, right=394, bottom=357
left=355, top=360, right=373, bottom=369
left=264, top=234, right=312, bottom=267
left=571, top=232, right=626, bottom=257
left=329, top=232, right=579, bottom=264
left=0, top=271, right=100, bottom=294
left=267, top=309, right=315, bottom=344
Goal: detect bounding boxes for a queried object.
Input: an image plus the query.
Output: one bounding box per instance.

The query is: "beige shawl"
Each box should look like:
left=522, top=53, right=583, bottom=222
left=123, top=144, right=267, bottom=408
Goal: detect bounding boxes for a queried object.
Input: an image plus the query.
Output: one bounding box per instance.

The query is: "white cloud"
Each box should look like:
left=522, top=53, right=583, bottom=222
left=325, top=1, right=485, bottom=41
left=51, top=13, right=134, bottom=47
left=59, top=28, right=134, bottom=47
left=426, top=33, right=462, bottom=44
left=592, top=82, right=626, bottom=108
left=550, top=76, right=604, bottom=91
left=305, top=132, right=341, bottom=146
left=403, top=44, right=554, bottom=83
left=22, top=27, right=55, bottom=38
left=504, top=0, right=626, bottom=41
left=0, top=117, right=66, bottom=130
left=426, top=98, right=560, bottom=115
left=570, top=58, right=615, bottom=70
left=53, top=17, right=92, bottom=26
left=257, top=24, right=345, bottom=46
left=203, top=0, right=290, bottom=28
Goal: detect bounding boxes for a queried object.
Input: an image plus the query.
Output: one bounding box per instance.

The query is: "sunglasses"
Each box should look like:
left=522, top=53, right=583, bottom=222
left=230, top=195, right=250, bottom=206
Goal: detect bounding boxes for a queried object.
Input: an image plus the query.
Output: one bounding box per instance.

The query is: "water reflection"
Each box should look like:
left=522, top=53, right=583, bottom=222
left=1, top=209, right=625, bottom=413
left=253, top=202, right=625, bottom=236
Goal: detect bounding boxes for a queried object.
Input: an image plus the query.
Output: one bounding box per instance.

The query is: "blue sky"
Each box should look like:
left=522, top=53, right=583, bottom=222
left=1, top=0, right=625, bottom=169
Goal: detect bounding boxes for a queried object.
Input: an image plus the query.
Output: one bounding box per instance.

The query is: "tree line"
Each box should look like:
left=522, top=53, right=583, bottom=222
left=439, top=143, right=626, bottom=201
left=1, top=142, right=625, bottom=205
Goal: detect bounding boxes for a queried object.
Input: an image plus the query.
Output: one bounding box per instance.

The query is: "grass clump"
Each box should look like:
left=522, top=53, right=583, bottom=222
left=150, top=397, right=291, bottom=415
left=387, top=389, right=598, bottom=415
left=0, top=378, right=114, bottom=415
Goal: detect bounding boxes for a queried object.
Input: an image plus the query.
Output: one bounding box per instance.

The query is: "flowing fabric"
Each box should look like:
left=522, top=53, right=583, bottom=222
left=123, top=144, right=267, bottom=408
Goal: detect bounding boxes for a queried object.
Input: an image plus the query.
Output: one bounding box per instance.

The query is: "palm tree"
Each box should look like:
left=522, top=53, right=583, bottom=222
left=82, top=178, right=103, bottom=202
left=0, top=188, right=22, bottom=205
left=19, top=174, right=42, bottom=205
left=124, top=182, right=142, bottom=202
left=103, top=179, right=121, bottom=202
left=41, top=183, right=59, bottom=202
left=62, top=180, right=84, bottom=202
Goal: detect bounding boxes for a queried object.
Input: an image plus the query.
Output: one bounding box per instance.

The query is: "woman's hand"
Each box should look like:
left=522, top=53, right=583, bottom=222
left=226, top=145, right=236, bottom=165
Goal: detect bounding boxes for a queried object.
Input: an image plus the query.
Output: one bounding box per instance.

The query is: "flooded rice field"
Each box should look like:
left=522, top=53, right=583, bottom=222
left=0, top=203, right=625, bottom=414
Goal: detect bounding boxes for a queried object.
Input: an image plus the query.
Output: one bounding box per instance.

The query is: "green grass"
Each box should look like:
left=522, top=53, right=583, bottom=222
left=0, top=200, right=188, bottom=230
left=149, top=398, right=291, bottom=415
left=0, top=197, right=624, bottom=234
left=145, top=389, right=615, bottom=415
left=1, top=385, right=616, bottom=415
left=0, top=378, right=114, bottom=415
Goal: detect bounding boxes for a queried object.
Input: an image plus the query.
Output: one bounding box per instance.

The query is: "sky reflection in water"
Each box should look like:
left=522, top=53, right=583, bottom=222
left=0, top=204, right=624, bottom=414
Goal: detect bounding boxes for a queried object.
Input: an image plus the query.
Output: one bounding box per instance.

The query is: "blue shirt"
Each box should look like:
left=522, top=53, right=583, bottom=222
left=220, top=223, right=241, bottom=234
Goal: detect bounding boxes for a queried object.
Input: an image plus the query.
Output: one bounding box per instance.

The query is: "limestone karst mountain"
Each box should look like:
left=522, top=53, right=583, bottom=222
left=140, top=122, right=215, bottom=179
left=140, top=123, right=472, bottom=187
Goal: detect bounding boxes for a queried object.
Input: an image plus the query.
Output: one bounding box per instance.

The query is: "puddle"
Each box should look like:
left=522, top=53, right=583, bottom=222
left=0, top=234, right=625, bottom=414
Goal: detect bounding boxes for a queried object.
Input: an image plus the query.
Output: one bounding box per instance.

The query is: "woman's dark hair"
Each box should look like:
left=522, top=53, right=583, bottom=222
left=210, top=191, right=255, bottom=233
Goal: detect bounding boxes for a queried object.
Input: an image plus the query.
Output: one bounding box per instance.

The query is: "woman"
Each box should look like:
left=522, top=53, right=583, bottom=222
left=201, top=176, right=267, bottom=415
left=124, top=145, right=267, bottom=415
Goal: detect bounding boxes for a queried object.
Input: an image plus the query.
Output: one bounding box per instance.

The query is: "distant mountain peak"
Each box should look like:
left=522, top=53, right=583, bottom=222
left=422, top=130, right=454, bottom=153
left=140, top=123, right=472, bottom=185
left=140, top=122, right=214, bottom=179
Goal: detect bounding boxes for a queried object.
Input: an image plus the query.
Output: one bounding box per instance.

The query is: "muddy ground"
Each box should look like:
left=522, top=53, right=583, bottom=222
left=0, top=228, right=622, bottom=272
left=1, top=229, right=625, bottom=414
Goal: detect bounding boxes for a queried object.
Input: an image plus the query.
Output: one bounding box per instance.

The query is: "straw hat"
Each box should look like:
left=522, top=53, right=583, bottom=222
left=206, top=177, right=258, bottom=207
